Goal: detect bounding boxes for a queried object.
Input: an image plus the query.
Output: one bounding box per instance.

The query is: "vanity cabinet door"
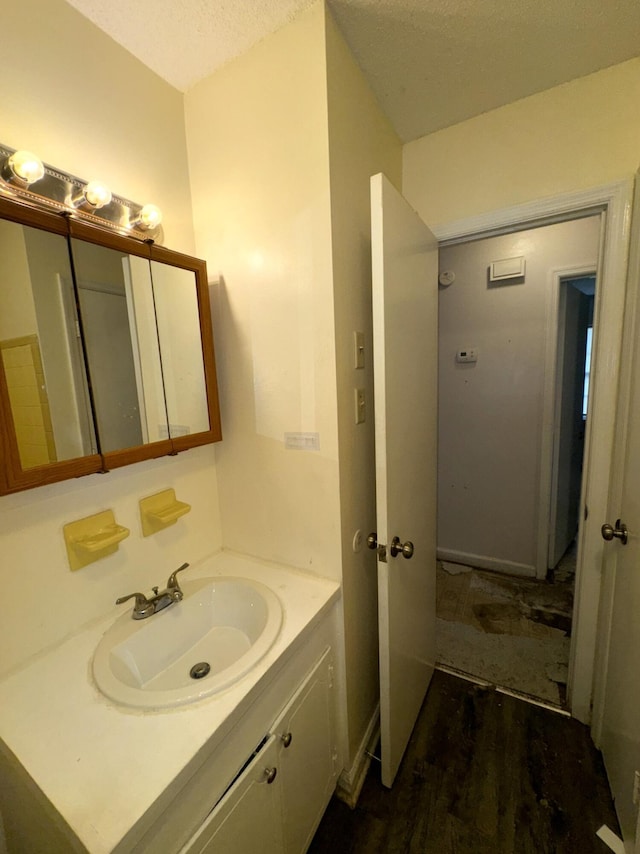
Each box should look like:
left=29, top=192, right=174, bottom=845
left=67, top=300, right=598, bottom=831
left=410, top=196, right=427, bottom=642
left=271, top=648, right=337, bottom=854
left=180, top=735, right=283, bottom=854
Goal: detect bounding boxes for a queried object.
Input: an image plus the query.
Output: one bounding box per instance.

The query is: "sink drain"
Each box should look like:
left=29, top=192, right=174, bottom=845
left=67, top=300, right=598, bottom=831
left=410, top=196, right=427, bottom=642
left=190, top=661, right=211, bottom=680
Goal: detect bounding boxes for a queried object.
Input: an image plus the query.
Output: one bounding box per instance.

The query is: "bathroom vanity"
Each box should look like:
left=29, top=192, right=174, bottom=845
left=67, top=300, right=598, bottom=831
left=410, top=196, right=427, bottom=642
left=0, top=552, right=342, bottom=853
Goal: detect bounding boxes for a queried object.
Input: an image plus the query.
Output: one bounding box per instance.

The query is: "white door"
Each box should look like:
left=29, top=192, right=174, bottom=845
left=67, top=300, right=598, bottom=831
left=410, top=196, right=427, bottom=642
left=597, top=177, right=640, bottom=850
left=370, top=173, right=438, bottom=788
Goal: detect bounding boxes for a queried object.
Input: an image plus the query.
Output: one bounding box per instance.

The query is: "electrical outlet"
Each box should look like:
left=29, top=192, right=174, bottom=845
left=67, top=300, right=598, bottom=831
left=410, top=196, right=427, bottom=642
left=355, top=388, right=366, bottom=424
left=633, top=770, right=640, bottom=805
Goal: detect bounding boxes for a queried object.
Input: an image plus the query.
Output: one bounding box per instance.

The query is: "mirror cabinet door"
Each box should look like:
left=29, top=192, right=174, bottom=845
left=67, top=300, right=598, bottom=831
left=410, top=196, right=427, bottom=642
left=149, top=259, right=210, bottom=439
left=0, top=210, right=101, bottom=490
left=69, top=237, right=170, bottom=457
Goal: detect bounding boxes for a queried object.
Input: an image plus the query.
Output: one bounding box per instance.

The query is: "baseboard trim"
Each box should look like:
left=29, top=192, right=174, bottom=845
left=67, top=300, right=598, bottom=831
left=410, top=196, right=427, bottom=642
left=437, top=548, right=536, bottom=578
left=335, top=703, right=380, bottom=809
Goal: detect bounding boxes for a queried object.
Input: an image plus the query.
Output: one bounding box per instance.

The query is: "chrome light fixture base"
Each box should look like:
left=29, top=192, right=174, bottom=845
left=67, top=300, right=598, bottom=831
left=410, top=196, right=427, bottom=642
left=0, top=143, right=163, bottom=241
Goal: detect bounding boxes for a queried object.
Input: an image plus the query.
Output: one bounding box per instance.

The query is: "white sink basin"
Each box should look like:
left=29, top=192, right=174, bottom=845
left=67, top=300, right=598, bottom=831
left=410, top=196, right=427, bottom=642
left=92, top=577, right=283, bottom=709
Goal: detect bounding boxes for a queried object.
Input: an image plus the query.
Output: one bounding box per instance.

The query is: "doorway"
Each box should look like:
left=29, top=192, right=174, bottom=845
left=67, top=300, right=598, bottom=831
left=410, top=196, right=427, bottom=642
left=548, top=274, right=595, bottom=575
left=434, top=216, right=600, bottom=708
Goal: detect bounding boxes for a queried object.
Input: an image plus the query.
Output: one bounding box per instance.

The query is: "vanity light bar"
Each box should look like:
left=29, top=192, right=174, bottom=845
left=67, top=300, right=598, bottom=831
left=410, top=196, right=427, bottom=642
left=0, top=143, right=162, bottom=238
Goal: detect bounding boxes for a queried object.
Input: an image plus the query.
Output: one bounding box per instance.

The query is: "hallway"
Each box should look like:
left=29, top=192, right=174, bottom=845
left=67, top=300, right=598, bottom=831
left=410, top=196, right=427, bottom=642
left=435, top=554, right=574, bottom=706
left=309, top=670, right=618, bottom=853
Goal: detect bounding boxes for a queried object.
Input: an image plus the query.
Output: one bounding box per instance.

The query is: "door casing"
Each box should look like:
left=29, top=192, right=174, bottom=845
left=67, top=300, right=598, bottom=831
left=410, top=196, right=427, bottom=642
left=433, top=179, right=634, bottom=725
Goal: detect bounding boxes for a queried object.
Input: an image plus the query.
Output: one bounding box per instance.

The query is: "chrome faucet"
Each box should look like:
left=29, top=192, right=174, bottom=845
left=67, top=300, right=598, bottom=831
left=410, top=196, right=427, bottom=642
left=116, top=563, right=190, bottom=620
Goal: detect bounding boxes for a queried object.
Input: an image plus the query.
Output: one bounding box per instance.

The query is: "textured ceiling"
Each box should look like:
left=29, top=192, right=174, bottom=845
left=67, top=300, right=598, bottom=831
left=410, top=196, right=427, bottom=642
left=64, top=0, right=640, bottom=142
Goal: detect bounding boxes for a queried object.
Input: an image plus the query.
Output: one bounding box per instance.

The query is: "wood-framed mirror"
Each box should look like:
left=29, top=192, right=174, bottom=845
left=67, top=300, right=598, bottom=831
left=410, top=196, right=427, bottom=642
left=0, top=196, right=221, bottom=495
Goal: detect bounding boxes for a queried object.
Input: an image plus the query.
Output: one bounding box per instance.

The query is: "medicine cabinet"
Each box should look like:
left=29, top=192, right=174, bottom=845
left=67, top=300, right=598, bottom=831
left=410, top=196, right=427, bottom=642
left=0, top=196, right=221, bottom=495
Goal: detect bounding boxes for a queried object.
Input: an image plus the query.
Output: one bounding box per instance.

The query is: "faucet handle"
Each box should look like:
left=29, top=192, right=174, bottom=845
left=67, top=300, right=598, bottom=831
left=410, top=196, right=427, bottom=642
left=167, top=562, right=190, bottom=596
left=115, top=592, right=155, bottom=618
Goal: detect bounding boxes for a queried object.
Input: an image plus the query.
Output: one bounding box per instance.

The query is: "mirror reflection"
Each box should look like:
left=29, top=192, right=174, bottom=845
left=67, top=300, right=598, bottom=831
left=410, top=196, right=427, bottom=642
left=150, top=260, right=210, bottom=439
left=0, top=220, right=95, bottom=469
left=70, top=239, right=169, bottom=454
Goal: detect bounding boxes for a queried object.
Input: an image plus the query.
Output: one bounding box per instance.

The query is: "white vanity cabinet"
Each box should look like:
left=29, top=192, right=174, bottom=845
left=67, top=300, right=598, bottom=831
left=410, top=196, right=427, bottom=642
left=182, top=736, right=284, bottom=854
left=180, top=649, right=336, bottom=854
left=271, top=648, right=337, bottom=854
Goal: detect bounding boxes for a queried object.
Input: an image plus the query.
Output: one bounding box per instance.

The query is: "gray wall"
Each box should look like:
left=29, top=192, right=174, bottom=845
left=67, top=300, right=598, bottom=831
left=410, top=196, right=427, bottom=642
left=437, top=215, right=601, bottom=576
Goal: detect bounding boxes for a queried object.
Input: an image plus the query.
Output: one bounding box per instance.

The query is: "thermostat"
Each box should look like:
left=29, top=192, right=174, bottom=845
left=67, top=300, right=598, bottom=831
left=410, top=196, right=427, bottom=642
left=456, top=349, right=478, bottom=364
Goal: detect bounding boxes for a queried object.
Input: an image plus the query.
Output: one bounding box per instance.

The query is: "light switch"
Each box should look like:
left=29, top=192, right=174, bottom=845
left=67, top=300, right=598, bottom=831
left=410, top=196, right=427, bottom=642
left=355, top=388, right=366, bottom=424
left=354, top=331, right=365, bottom=369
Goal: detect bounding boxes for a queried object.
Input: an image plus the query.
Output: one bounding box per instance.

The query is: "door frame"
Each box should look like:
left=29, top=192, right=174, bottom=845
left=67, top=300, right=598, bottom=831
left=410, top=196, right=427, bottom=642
left=433, top=179, right=634, bottom=724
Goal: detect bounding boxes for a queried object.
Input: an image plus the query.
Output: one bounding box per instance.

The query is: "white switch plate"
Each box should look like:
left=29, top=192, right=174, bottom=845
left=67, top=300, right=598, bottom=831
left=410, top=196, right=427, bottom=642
left=355, top=388, right=366, bottom=424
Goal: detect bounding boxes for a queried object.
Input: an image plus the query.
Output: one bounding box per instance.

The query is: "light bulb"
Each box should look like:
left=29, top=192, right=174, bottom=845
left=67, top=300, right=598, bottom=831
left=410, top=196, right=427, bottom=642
left=137, top=203, right=162, bottom=230
left=6, top=150, right=45, bottom=185
left=83, top=180, right=112, bottom=209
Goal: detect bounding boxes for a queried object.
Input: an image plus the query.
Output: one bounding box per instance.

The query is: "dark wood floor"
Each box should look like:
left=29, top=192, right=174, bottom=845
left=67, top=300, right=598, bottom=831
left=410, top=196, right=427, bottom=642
left=309, top=670, right=619, bottom=854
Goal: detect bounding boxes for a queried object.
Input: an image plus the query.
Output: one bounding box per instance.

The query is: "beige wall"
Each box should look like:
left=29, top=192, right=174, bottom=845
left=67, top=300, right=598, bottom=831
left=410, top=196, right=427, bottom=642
left=185, top=3, right=342, bottom=578
left=325, top=8, right=402, bottom=763
left=403, top=58, right=640, bottom=227
left=184, top=2, right=403, bottom=772
left=4, top=2, right=195, bottom=254
left=0, top=0, right=222, bottom=677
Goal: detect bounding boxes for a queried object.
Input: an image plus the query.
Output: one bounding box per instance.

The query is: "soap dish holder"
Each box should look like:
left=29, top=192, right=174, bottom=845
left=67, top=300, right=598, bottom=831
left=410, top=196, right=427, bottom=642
left=64, top=510, right=130, bottom=571
left=140, top=488, right=191, bottom=537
